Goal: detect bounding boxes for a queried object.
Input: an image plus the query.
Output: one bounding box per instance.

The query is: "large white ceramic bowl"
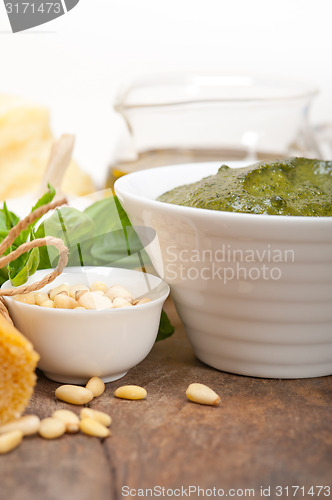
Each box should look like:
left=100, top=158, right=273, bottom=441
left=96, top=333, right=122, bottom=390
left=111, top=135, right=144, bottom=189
left=2, top=267, right=169, bottom=384
left=115, top=161, right=332, bottom=379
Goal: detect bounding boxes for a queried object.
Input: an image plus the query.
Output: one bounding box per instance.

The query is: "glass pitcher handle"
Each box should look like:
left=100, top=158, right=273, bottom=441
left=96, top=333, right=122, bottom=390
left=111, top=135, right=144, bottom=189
left=314, top=123, right=332, bottom=160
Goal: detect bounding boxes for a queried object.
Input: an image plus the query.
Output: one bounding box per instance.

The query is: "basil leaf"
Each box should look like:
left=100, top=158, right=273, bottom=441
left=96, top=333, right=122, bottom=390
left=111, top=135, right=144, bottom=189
left=2, top=201, right=20, bottom=230
left=84, top=195, right=131, bottom=232
left=156, top=309, right=175, bottom=342
left=84, top=196, right=151, bottom=268
left=1, top=202, right=23, bottom=248
left=19, top=184, right=57, bottom=244
left=8, top=229, right=40, bottom=287
left=0, top=266, right=9, bottom=286
left=8, top=246, right=40, bottom=287
left=8, top=260, right=29, bottom=287
left=36, top=207, right=95, bottom=268
left=0, top=229, right=9, bottom=240
left=0, top=210, right=10, bottom=232
left=0, top=206, right=12, bottom=283
left=31, top=183, right=56, bottom=213
left=27, top=244, right=40, bottom=276
left=84, top=197, right=116, bottom=233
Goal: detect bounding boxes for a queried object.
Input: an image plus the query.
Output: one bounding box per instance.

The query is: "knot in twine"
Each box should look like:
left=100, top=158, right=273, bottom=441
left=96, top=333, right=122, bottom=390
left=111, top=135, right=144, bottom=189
left=0, top=199, right=69, bottom=324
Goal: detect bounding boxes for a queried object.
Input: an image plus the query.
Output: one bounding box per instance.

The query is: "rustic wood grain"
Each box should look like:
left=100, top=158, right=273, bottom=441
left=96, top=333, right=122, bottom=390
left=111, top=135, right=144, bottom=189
left=1, top=300, right=331, bottom=500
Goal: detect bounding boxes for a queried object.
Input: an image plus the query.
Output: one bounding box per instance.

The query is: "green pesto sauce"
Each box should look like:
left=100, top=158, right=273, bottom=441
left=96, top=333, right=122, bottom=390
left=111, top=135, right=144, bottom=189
left=157, top=157, right=332, bottom=216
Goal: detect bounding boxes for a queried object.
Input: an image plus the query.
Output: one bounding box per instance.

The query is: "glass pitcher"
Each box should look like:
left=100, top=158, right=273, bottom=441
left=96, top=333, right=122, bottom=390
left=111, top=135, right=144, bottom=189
left=106, top=73, right=331, bottom=187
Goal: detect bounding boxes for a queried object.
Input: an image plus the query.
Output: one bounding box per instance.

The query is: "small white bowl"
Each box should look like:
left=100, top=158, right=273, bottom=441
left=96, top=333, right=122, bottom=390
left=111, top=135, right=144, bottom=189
left=2, top=267, right=170, bottom=384
left=115, top=161, right=332, bottom=379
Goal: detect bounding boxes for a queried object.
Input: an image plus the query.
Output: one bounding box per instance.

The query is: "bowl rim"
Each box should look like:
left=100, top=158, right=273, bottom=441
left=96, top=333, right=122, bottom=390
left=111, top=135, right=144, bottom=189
left=2, top=266, right=170, bottom=314
left=114, top=161, right=332, bottom=224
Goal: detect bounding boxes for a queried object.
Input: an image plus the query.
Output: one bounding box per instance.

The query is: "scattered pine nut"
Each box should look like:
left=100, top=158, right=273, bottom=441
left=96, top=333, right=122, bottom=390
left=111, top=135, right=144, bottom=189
left=0, top=415, right=40, bottom=436
left=186, top=383, right=221, bottom=406
left=39, top=417, right=66, bottom=439
left=114, top=385, right=147, bottom=400
left=0, top=430, right=23, bottom=454
left=80, top=408, right=111, bottom=427
left=1, top=378, right=222, bottom=454
left=80, top=417, right=110, bottom=438
left=52, top=410, right=80, bottom=433
left=85, top=377, right=105, bottom=397
left=55, top=385, right=94, bottom=405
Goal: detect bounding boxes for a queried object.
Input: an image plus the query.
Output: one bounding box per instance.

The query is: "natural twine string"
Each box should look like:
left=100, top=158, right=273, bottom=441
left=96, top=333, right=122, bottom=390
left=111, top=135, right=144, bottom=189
left=0, top=198, right=69, bottom=324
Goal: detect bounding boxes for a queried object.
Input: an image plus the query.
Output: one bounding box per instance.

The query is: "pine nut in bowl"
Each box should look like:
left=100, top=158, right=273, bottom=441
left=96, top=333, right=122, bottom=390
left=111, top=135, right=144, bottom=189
left=2, top=266, right=170, bottom=384
left=115, top=160, right=332, bottom=379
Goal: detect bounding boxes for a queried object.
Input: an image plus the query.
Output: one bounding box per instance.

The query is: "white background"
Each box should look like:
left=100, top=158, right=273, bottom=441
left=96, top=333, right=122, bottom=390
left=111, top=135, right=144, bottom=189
left=0, top=0, right=332, bottom=186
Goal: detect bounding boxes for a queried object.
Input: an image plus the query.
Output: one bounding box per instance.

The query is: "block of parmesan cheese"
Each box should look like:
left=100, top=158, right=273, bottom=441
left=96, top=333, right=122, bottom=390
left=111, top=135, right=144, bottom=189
left=0, top=94, right=95, bottom=200
left=0, top=313, right=39, bottom=425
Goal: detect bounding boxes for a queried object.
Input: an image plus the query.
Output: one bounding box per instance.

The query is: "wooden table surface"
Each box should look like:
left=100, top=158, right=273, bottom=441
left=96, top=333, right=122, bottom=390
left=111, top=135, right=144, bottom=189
left=1, top=299, right=332, bottom=500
